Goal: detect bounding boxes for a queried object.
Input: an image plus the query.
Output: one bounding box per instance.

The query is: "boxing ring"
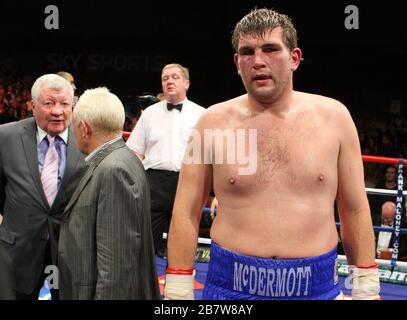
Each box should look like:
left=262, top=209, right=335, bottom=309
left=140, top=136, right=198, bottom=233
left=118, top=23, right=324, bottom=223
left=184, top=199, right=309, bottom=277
left=155, top=251, right=407, bottom=300
left=37, top=140, right=407, bottom=299
left=155, top=155, right=407, bottom=300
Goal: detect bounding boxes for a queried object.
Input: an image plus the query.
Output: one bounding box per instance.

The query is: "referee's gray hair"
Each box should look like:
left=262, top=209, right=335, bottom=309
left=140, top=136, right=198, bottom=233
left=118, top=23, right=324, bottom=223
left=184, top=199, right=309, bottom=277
left=31, top=74, right=74, bottom=103
left=162, top=63, right=190, bottom=81
left=73, top=87, right=125, bottom=136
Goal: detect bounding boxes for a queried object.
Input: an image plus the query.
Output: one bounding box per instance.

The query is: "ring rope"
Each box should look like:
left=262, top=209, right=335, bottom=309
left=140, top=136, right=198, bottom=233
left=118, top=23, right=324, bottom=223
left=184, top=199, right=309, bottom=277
left=366, top=188, right=407, bottom=197
left=333, top=222, right=407, bottom=234
left=201, top=208, right=407, bottom=234
left=162, top=233, right=407, bottom=270
left=362, top=155, right=407, bottom=166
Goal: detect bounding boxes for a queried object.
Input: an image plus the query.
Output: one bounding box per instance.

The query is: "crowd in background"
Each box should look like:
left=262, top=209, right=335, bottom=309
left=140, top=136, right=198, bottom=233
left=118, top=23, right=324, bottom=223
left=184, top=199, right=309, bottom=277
left=3, top=71, right=407, bottom=161
left=0, top=71, right=34, bottom=124
left=1, top=70, right=406, bottom=260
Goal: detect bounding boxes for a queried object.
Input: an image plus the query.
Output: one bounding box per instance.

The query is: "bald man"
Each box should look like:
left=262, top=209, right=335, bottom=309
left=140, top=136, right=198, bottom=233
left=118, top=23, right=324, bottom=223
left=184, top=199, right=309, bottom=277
left=376, top=202, right=396, bottom=259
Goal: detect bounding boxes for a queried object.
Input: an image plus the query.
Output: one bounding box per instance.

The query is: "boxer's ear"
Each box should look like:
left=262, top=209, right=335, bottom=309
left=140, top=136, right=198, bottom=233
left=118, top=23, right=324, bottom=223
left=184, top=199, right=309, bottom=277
left=80, top=120, right=92, bottom=139
left=290, top=48, right=302, bottom=71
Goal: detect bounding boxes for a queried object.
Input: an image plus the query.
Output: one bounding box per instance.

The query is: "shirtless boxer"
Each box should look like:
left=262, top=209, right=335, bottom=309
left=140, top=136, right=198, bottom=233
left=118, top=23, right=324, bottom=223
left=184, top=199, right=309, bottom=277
left=165, top=8, right=380, bottom=300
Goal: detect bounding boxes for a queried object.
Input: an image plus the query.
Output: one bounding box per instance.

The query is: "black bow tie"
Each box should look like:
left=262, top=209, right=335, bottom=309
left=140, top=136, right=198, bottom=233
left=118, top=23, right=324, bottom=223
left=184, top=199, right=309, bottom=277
left=167, top=103, right=183, bottom=112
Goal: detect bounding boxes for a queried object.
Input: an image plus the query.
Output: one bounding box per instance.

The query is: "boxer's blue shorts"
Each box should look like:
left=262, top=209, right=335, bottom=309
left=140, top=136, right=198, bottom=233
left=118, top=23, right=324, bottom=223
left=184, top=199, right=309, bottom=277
left=203, top=241, right=340, bottom=300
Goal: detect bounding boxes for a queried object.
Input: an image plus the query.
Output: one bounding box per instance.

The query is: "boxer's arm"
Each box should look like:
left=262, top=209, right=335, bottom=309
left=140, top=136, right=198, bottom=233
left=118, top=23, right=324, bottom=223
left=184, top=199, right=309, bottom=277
left=166, top=117, right=213, bottom=299
left=335, top=103, right=379, bottom=299
left=336, top=103, right=376, bottom=266
left=168, top=162, right=213, bottom=266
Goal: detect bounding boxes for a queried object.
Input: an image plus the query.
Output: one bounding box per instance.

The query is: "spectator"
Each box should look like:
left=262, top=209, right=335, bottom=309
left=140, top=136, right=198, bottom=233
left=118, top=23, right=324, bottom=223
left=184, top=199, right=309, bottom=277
left=156, top=92, right=165, bottom=101
left=57, top=71, right=78, bottom=106
left=0, top=102, right=7, bottom=124
left=376, top=202, right=396, bottom=259
left=123, top=94, right=158, bottom=132
left=371, top=165, right=398, bottom=225
left=58, top=87, right=159, bottom=300
left=376, top=202, right=407, bottom=261
left=0, top=74, right=86, bottom=300
left=377, top=132, right=397, bottom=157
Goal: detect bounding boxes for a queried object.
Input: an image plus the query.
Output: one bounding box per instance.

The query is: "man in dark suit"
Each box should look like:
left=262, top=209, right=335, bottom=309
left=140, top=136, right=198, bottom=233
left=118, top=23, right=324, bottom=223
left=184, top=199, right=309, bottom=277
left=0, top=74, right=86, bottom=300
left=376, top=201, right=407, bottom=260
left=58, top=87, right=159, bottom=299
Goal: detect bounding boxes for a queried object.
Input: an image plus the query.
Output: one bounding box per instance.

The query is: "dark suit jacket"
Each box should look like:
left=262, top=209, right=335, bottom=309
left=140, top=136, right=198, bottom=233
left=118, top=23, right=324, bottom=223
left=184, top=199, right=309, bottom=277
left=58, top=139, right=159, bottom=300
left=0, top=118, right=86, bottom=298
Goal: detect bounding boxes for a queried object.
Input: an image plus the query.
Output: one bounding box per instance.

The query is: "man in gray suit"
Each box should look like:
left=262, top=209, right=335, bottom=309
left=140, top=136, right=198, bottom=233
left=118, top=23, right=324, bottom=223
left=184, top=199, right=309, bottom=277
left=58, top=87, right=159, bottom=300
left=0, top=74, right=86, bottom=299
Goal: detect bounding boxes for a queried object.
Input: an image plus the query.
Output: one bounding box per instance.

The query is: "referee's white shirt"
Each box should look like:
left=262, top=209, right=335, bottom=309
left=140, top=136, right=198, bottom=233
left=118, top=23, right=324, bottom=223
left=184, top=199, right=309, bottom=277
left=126, top=99, right=206, bottom=172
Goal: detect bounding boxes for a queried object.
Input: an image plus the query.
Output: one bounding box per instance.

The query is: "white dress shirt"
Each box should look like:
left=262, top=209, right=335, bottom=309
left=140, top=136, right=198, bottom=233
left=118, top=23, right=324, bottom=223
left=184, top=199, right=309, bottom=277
left=37, top=126, right=68, bottom=182
left=377, top=224, right=393, bottom=253
left=36, top=126, right=68, bottom=146
left=126, top=99, right=205, bottom=172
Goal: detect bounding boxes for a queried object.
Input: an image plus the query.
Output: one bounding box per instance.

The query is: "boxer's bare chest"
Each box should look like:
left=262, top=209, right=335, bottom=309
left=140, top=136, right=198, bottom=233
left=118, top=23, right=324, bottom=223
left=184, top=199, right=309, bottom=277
left=212, top=108, right=340, bottom=195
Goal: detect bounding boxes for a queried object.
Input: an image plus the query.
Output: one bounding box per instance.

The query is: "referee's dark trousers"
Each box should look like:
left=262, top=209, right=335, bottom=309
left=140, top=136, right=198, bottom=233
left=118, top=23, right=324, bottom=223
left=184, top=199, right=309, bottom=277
left=146, top=169, right=179, bottom=256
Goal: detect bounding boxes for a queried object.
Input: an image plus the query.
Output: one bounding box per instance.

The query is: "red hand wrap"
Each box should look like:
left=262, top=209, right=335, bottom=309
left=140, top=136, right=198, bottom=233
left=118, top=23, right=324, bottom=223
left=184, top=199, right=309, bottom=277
left=356, top=264, right=378, bottom=269
left=166, top=268, right=194, bottom=275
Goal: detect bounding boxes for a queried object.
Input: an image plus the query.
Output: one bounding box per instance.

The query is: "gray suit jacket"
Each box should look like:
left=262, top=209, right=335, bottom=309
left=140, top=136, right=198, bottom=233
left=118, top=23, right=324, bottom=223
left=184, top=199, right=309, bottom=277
left=0, top=117, right=86, bottom=297
left=58, top=139, right=160, bottom=300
